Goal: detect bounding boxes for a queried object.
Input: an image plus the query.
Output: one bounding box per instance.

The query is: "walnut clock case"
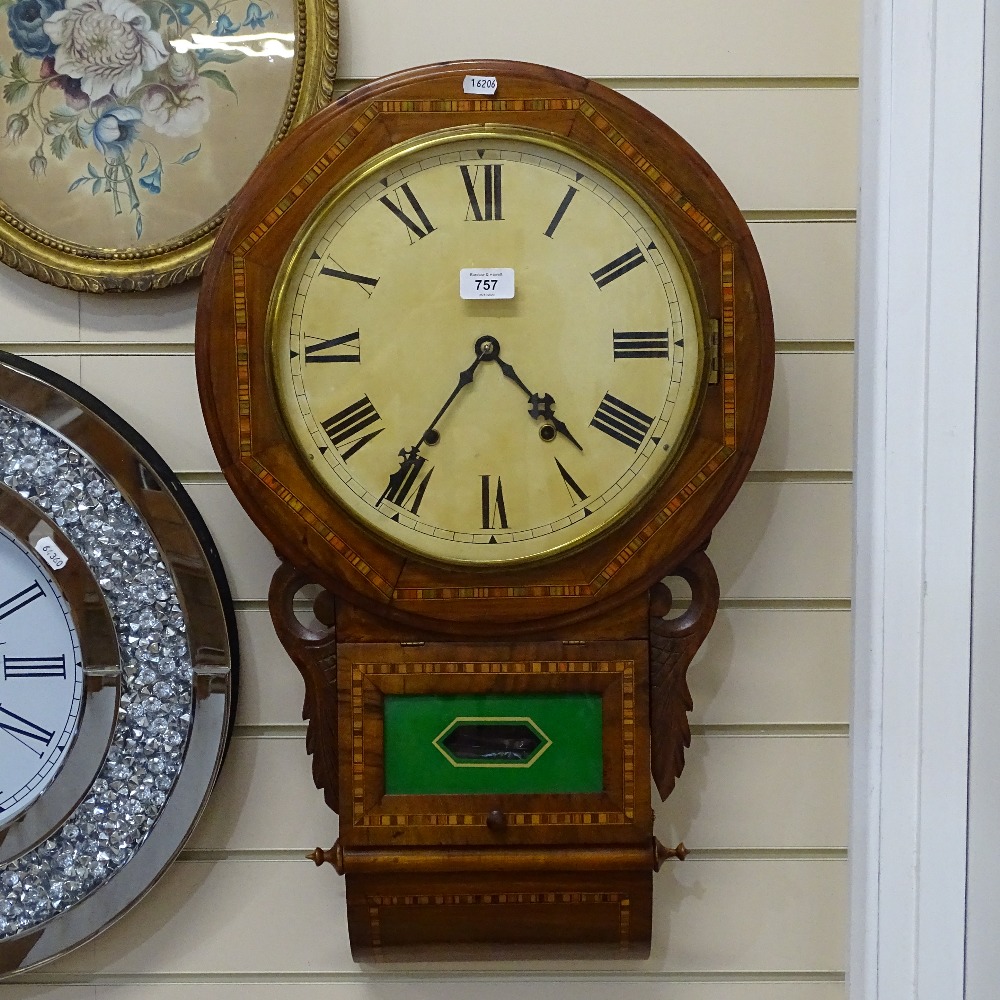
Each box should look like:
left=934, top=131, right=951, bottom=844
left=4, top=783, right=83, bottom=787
left=0, top=351, right=238, bottom=978
left=196, top=60, right=773, bottom=960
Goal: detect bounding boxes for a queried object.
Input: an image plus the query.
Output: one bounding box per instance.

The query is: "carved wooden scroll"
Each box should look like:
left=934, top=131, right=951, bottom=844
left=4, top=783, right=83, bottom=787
left=268, top=560, right=340, bottom=813
left=649, top=546, right=720, bottom=800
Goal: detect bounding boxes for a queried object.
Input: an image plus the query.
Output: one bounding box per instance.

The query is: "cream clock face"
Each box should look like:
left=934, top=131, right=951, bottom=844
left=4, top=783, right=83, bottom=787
left=271, top=131, right=704, bottom=565
left=0, top=525, right=82, bottom=823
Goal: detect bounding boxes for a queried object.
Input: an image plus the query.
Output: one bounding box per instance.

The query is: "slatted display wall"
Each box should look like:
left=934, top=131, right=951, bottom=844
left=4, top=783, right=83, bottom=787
left=3, top=1, right=857, bottom=995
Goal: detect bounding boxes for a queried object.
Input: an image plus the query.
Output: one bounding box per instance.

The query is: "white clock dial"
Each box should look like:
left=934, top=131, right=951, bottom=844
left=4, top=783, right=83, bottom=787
left=0, top=526, right=83, bottom=823
left=271, top=130, right=703, bottom=566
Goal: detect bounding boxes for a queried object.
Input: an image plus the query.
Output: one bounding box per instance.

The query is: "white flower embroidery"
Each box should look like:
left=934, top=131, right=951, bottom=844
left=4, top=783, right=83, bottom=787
left=44, top=0, right=169, bottom=101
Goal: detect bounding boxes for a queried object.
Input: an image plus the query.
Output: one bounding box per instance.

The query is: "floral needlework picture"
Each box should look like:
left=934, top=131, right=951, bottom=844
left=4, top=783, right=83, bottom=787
left=0, top=0, right=333, bottom=287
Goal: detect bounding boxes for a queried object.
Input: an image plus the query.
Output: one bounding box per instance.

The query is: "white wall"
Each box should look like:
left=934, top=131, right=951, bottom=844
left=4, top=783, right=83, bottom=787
left=3, top=2, right=858, bottom=995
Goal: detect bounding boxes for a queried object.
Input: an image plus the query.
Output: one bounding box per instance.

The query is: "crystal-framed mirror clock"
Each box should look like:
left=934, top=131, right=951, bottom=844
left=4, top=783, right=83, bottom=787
left=0, top=351, right=238, bottom=978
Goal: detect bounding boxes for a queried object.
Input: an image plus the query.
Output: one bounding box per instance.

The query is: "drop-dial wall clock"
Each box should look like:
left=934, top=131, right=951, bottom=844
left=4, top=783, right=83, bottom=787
left=0, top=351, right=238, bottom=978
left=197, top=60, right=773, bottom=959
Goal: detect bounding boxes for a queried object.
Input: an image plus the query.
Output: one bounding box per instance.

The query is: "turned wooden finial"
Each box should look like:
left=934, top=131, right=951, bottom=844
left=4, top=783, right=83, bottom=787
left=653, top=839, right=689, bottom=871
left=307, top=840, right=344, bottom=874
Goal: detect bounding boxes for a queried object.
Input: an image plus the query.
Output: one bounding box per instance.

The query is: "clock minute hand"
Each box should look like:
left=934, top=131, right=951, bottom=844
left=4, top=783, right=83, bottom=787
left=493, top=355, right=584, bottom=451
left=420, top=351, right=484, bottom=446
left=377, top=345, right=487, bottom=507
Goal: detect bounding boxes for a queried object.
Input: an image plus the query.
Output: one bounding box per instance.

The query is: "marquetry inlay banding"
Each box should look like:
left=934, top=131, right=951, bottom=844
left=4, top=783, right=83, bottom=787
left=228, top=91, right=742, bottom=599
left=349, top=659, right=637, bottom=829
left=365, top=890, right=632, bottom=951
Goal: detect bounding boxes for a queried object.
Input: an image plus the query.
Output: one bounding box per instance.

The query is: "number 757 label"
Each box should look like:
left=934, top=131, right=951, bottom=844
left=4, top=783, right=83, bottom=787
left=459, top=268, right=515, bottom=299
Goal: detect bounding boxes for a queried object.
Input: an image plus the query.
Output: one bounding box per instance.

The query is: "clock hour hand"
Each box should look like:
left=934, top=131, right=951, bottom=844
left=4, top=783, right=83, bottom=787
left=492, top=353, right=584, bottom=451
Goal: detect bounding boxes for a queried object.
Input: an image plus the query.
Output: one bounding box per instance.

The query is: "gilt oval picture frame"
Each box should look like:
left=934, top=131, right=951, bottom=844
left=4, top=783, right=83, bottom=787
left=0, top=0, right=337, bottom=291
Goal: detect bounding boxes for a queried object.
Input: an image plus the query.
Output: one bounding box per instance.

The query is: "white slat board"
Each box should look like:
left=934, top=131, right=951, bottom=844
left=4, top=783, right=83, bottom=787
left=0, top=2, right=857, bottom=993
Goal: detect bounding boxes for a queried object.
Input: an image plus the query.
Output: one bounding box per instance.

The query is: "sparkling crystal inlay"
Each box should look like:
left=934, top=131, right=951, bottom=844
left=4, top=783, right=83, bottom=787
left=0, top=403, right=193, bottom=939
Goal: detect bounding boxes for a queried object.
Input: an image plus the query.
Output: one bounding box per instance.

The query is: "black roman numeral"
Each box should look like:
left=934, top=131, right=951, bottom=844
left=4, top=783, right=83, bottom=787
left=591, top=247, right=646, bottom=288
left=481, top=475, right=509, bottom=529
left=0, top=581, right=44, bottom=624
left=554, top=457, right=588, bottom=504
left=321, top=396, right=384, bottom=459
left=319, top=262, right=380, bottom=297
left=613, top=330, right=670, bottom=359
left=379, top=182, right=435, bottom=242
left=4, top=655, right=67, bottom=679
left=0, top=703, right=54, bottom=755
left=301, top=331, right=361, bottom=364
left=381, top=454, right=435, bottom=516
left=590, top=393, right=655, bottom=450
left=461, top=164, right=503, bottom=221
left=543, top=186, right=578, bottom=238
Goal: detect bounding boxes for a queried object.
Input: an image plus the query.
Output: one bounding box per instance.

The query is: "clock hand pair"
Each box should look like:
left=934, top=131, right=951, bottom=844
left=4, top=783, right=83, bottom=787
left=377, top=337, right=494, bottom=507
left=378, top=335, right=583, bottom=508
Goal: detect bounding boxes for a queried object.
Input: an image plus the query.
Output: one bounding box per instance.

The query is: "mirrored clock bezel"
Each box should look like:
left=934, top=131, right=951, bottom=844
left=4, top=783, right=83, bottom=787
left=0, top=352, right=238, bottom=980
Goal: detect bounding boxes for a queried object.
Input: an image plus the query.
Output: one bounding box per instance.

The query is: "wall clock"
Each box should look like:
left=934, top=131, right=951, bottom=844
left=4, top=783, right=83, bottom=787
left=0, top=350, right=238, bottom=978
left=197, top=59, right=772, bottom=959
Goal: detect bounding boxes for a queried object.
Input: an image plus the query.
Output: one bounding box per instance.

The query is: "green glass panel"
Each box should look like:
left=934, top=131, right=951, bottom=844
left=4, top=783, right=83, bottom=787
left=383, top=692, right=603, bottom=795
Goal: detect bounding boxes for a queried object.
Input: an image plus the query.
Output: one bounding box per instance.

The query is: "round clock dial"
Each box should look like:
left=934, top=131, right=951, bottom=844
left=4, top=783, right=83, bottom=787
left=271, top=131, right=703, bottom=566
left=0, top=526, right=83, bottom=822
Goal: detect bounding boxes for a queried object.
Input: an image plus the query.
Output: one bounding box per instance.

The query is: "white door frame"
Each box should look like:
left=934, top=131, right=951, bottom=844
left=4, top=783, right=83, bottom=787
left=852, top=0, right=986, bottom=995
left=962, top=0, right=1000, bottom=992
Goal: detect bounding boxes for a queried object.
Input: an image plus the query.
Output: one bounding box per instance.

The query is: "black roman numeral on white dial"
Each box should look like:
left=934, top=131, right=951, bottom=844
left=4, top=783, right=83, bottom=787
left=4, top=655, right=67, bottom=679
left=0, top=703, right=54, bottom=754
left=0, top=580, right=44, bottom=622
left=300, top=331, right=361, bottom=364
left=383, top=457, right=435, bottom=516
left=590, top=393, right=655, bottom=450
left=380, top=182, right=435, bottom=242
left=544, top=186, right=578, bottom=238
left=591, top=247, right=646, bottom=288
left=481, top=475, right=509, bottom=529
left=322, top=396, right=384, bottom=459
left=613, top=330, right=670, bottom=359
left=461, top=163, right=503, bottom=221
left=319, top=261, right=380, bottom=296
left=554, top=457, right=588, bottom=504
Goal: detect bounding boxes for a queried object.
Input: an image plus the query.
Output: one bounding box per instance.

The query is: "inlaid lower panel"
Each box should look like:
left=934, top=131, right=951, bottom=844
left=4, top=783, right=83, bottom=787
left=337, top=640, right=651, bottom=848
left=345, top=866, right=653, bottom=961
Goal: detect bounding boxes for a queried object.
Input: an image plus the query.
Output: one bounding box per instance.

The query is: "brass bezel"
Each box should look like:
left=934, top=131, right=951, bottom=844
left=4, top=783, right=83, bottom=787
left=266, top=124, right=708, bottom=570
